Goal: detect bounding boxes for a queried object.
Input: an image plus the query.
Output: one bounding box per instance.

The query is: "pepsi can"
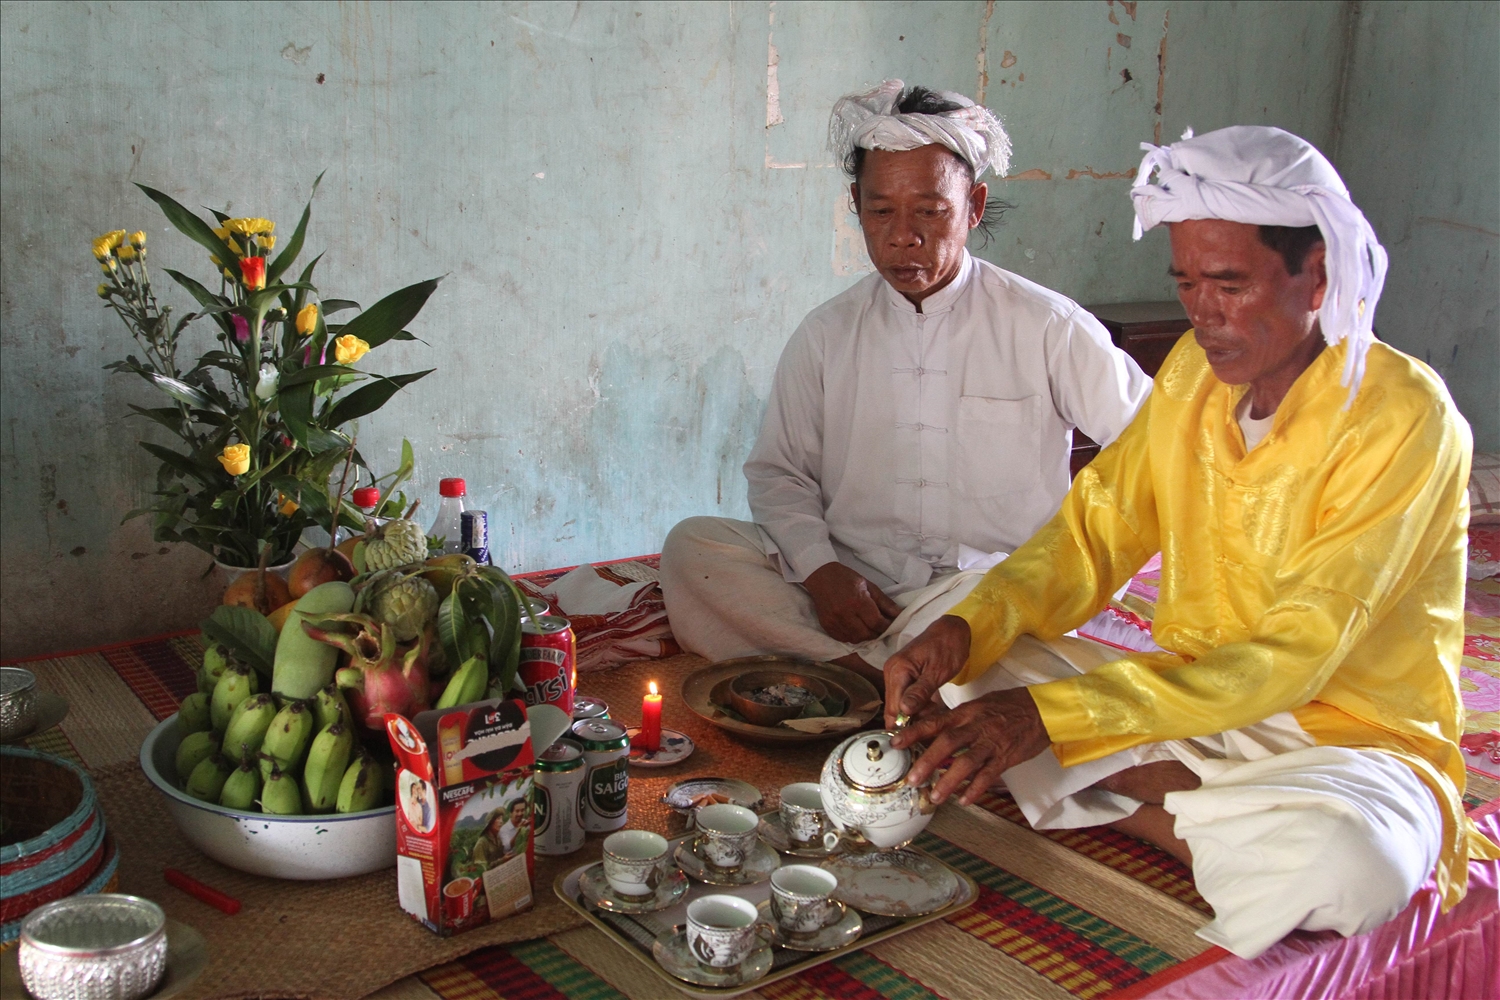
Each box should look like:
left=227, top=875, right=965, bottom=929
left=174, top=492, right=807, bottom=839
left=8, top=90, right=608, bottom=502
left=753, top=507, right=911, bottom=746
left=460, top=509, right=489, bottom=564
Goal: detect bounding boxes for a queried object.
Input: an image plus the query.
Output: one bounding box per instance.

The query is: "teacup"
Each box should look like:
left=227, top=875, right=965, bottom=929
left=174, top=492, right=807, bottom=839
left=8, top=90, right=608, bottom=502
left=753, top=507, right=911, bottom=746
left=769, top=864, right=841, bottom=935
left=779, top=782, right=834, bottom=848
left=685, top=894, right=760, bottom=969
left=602, top=830, right=668, bottom=898
left=695, top=803, right=759, bottom=872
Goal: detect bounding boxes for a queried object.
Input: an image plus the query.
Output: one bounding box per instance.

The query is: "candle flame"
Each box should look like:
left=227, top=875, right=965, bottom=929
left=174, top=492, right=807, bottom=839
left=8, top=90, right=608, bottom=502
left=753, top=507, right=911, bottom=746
left=648, top=680, right=658, bottom=696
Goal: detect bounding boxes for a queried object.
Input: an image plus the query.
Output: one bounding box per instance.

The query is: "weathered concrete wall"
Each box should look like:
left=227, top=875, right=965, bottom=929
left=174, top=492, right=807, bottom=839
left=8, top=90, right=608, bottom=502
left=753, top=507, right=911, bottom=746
left=1334, top=0, right=1500, bottom=450
left=0, top=0, right=1423, bottom=657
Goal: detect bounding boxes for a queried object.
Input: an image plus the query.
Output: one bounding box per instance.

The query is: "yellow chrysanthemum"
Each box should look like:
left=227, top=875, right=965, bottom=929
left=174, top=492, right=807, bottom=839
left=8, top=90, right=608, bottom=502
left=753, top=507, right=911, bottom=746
left=102, top=257, right=118, bottom=272
left=260, top=234, right=276, bottom=250
left=333, top=335, right=371, bottom=365
left=129, top=230, right=146, bottom=247
left=97, top=284, right=110, bottom=298
left=225, top=217, right=275, bottom=236
left=117, top=245, right=136, bottom=261
left=295, top=303, right=319, bottom=336
left=218, top=443, right=251, bottom=476
left=91, top=230, right=126, bottom=259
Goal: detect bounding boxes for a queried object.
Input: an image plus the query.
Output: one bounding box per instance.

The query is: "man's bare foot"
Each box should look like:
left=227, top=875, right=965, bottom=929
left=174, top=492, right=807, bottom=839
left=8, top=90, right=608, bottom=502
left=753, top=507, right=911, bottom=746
left=1094, top=761, right=1200, bottom=804
left=1109, top=804, right=1193, bottom=865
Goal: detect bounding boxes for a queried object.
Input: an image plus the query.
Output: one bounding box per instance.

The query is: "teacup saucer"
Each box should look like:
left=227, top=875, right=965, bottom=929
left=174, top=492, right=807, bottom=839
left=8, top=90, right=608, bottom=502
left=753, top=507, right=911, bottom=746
left=652, top=928, right=773, bottom=987
left=820, top=849, right=960, bottom=917
left=626, top=727, right=695, bottom=767
left=758, top=812, right=841, bottom=858
left=578, top=862, right=689, bottom=913
left=673, top=837, right=780, bottom=886
left=755, top=898, right=863, bottom=952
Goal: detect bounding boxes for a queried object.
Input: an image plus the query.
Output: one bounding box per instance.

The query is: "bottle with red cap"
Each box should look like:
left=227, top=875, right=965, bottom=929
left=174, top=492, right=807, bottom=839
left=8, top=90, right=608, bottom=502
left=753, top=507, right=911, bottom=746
left=430, top=478, right=467, bottom=554
left=351, top=486, right=386, bottom=530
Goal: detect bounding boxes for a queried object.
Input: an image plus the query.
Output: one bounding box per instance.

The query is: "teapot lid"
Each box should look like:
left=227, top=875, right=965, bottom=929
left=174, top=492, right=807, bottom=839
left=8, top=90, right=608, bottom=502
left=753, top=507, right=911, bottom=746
left=839, top=731, right=911, bottom=791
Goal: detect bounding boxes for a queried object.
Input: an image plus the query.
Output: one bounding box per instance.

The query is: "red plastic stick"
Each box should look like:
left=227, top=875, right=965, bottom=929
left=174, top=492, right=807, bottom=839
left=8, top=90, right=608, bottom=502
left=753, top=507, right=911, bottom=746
left=164, top=868, right=241, bottom=915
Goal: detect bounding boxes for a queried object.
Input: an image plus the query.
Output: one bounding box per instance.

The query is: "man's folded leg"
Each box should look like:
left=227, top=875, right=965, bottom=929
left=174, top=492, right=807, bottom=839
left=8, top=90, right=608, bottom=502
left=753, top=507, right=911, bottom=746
left=1163, top=745, right=1443, bottom=959
left=659, top=516, right=853, bottom=663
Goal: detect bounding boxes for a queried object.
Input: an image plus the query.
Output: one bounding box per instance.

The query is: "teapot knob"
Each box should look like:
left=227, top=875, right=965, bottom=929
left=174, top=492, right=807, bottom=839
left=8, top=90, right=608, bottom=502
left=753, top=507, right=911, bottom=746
left=865, top=740, right=883, bottom=762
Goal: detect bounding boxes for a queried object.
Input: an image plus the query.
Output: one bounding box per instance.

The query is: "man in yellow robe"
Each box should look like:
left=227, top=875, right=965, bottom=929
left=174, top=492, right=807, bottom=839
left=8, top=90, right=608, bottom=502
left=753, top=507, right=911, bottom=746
left=884, top=125, right=1499, bottom=959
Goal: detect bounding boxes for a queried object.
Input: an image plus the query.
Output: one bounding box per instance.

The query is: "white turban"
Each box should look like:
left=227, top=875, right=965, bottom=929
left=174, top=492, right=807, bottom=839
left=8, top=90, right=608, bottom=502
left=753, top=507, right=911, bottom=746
left=1130, top=125, right=1387, bottom=406
left=828, top=79, right=1011, bottom=180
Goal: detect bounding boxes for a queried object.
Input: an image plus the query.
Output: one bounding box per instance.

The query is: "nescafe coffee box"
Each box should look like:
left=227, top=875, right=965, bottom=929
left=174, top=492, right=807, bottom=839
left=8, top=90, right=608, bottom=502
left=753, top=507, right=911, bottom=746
left=383, top=698, right=568, bottom=936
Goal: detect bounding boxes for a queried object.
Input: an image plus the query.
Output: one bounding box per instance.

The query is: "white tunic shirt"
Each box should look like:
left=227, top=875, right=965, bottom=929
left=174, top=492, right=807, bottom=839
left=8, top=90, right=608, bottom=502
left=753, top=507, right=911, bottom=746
left=744, top=251, right=1151, bottom=596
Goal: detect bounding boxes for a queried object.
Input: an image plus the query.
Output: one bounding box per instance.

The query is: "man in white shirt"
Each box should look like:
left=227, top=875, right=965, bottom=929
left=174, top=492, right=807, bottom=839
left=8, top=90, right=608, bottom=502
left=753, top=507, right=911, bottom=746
left=660, top=81, right=1150, bottom=683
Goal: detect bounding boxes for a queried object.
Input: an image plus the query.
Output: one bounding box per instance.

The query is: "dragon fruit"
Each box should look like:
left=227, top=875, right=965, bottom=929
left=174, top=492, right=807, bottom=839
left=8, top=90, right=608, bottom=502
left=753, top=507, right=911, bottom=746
left=301, top=613, right=431, bottom=729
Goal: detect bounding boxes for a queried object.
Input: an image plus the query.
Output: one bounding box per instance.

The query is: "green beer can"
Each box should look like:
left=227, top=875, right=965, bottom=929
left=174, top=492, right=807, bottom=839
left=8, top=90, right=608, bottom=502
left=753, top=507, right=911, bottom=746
left=572, top=718, right=630, bottom=832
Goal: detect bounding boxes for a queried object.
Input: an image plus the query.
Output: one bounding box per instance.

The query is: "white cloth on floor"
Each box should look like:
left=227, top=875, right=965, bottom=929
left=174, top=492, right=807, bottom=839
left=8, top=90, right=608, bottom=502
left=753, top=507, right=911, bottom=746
left=524, top=564, right=674, bottom=672
left=659, top=516, right=990, bottom=668
left=941, top=633, right=1443, bottom=958
left=743, top=249, right=1150, bottom=596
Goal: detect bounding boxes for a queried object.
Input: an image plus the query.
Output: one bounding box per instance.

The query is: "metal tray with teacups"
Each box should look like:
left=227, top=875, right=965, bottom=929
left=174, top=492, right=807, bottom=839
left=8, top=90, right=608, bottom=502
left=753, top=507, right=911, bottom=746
left=554, top=813, right=976, bottom=998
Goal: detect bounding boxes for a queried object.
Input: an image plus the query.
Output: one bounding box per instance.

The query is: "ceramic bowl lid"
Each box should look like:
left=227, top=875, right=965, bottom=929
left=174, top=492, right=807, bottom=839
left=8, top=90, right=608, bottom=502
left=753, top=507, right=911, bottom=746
left=839, top=732, right=910, bottom=791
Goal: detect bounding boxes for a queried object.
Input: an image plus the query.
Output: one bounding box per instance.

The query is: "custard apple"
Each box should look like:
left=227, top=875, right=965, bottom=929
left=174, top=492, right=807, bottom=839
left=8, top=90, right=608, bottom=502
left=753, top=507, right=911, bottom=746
left=365, top=519, right=427, bottom=571
left=370, top=574, right=439, bottom=641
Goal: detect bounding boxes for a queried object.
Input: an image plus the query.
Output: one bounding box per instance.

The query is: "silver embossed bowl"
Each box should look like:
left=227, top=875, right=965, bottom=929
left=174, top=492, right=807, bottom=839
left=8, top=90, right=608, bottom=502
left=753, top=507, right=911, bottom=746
left=0, top=667, right=39, bottom=740
left=19, top=894, right=167, bottom=1000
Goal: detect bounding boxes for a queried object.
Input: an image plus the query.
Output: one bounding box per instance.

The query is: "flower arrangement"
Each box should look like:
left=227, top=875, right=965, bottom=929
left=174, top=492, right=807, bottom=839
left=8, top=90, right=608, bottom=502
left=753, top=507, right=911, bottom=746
left=95, top=178, right=438, bottom=567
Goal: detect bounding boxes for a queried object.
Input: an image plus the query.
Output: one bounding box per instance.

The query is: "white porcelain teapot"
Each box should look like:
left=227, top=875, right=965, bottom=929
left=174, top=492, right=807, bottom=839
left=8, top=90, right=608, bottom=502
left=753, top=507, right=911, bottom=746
left=818, top=730, right=935, bottom=850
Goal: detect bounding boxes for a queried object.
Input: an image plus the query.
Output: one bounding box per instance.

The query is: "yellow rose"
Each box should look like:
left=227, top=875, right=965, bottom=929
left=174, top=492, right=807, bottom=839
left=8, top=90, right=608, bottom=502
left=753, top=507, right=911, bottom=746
left=226, top=217, right=275, bottom=236
left=260, top=235, right=277, bottom=250
left=117, top=245, right=136, bottom=261
left=276, top=492, right=299, bottom=516
left=295, top=303, right=319, bottom=336
left=218, top=443, right=251, bottom=476
left=334, top=335, right=371, bottom=365
left=129, top=231, right=146, bottom=247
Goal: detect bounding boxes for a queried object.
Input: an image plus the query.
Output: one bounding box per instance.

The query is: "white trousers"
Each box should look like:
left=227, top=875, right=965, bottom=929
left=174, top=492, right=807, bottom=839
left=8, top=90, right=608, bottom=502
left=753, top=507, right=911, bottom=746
left=659, top=516, right=987, bottom=669
left=947, top=637, right=1445, bottom=959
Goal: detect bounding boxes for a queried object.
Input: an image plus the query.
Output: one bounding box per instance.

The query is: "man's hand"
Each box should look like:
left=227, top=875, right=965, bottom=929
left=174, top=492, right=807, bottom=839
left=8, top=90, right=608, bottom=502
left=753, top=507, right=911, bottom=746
left=891, top=687, right=1051, bottom=806
left=804, top=562, right=902, bottom=643
left=883, top=615, right=971, bottom=726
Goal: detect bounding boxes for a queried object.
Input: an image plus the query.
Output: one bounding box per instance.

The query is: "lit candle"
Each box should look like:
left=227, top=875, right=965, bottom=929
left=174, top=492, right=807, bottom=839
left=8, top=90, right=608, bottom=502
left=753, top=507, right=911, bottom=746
left=640, top=680, right=663, bottom=751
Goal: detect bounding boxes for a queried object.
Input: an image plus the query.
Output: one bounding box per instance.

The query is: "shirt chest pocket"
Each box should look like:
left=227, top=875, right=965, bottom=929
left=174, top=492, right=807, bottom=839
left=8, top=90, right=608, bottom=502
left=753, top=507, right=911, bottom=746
left=954, top=395, right=1041, bottom=498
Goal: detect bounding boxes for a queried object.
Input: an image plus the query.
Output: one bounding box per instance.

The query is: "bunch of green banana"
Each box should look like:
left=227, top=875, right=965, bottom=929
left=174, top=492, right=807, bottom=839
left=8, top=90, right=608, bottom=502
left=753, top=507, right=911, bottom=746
left=174, top=643, right=397, bottom=817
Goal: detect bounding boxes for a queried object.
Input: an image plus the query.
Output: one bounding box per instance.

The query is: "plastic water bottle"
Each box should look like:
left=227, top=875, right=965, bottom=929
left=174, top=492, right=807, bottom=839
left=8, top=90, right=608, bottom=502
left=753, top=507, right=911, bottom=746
left=430, top=478, right=467, bottom=554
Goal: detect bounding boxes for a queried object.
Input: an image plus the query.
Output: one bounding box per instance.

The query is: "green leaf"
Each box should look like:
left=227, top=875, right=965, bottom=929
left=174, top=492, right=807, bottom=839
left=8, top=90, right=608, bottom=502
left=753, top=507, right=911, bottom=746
left=164, top=269, right=234, bottom=336
left=321, top=298, right=359, bottom=316
left=127, top=404, right=188, bottom=433
left=437, top=589, right=477, bottom=669
left=266, top=171, right=322, bottom=282
left=280, top=363, right=361, bottom=389
left=143, top=372, right=219, bottom=411
left=140, top=441, right=214, bottom=483
left=279, top=384, right=314, bottom=446
left=200, top=605, right=278, bottom=678
left=136, top=184, right=238, bottom=267
left=336, top=278, right=442, bottom=349
left=325, top=370, right=433, bottom=428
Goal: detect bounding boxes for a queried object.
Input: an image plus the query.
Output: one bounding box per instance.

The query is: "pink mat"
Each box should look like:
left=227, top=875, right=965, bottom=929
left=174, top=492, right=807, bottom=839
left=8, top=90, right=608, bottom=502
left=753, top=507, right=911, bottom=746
left=1127, top=809, right=1500, bottom=999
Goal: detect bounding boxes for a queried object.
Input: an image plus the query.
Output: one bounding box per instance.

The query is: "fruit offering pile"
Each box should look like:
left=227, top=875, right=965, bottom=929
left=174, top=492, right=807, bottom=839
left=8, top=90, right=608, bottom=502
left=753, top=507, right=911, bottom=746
left=186, top=516, right=529, bottom=816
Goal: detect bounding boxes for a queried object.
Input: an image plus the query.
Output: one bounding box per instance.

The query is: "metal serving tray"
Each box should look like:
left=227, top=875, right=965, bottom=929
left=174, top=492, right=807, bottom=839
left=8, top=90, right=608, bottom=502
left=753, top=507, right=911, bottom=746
left=554, top=831, right=977, bottom=1000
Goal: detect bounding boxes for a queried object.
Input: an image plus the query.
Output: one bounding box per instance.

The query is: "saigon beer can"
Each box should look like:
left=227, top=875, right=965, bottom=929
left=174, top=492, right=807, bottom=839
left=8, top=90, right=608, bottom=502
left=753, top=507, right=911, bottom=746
left=572, top=718, right=629, bottom=832
left=460, top=510, right=490, bottom=565
left=571, top=694, right=609, bottom=722
left=519, top=615, right=576, bottom=718
left=533, top=741, right=586, bottom=855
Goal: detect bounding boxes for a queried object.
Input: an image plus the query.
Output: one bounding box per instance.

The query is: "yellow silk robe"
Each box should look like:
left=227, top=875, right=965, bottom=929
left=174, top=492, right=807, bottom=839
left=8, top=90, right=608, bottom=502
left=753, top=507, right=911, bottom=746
left=948, top=334, right=1499, bottom=908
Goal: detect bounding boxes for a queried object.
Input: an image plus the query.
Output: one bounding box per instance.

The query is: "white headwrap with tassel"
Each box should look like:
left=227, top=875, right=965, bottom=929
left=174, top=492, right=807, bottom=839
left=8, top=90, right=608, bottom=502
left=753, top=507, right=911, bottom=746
left=1130, top=125, right=1387, bottom=406
left=828, top=79, right=1011, bottom=180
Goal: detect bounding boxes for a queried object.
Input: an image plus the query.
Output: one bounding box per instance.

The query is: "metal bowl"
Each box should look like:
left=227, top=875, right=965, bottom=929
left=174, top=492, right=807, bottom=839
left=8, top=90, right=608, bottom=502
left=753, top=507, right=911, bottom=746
left=727, top=670, right=831, bottom=727
left=139, top=715, right=395, bottom=880
left=0, top=667, right=39, bottom=740
left=19, top=894, right=166, bottom=1000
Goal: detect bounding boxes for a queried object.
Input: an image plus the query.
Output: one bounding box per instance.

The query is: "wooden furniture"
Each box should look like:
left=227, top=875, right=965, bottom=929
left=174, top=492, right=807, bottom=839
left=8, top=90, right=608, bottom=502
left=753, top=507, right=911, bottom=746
left=1070, top=300, right=1191, bottom=475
